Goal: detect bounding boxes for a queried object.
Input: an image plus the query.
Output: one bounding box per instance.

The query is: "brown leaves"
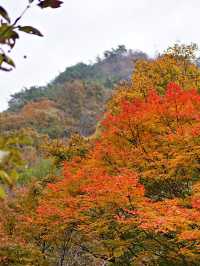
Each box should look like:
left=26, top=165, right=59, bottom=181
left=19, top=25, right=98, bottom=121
left=38, top=0, right=63, bottom=8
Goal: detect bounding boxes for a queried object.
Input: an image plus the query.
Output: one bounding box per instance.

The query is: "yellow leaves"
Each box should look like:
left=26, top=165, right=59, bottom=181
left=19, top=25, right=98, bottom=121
left=166, top=43, right=198, bottom=61
left=132, top=52, right=200, bottom=97
left=0, top=186, right=6, bottom=199
left=108, top=44, right=200, bottom=113
left=0, top=170, right=12, bottom=186
left=5, top=43, right=200, bottom=264
left=41, top=133, right=91, bottom=167
left=179, top=230, right=200, bottom=241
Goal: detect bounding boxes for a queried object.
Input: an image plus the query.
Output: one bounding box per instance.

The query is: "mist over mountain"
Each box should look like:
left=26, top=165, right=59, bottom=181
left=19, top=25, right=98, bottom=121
left=3, top=46, right=147, bottom=138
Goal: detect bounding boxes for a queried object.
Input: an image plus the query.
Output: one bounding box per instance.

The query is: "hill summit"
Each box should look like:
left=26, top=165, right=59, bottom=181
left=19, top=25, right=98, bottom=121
left=3, top=46, right=147, bottom=138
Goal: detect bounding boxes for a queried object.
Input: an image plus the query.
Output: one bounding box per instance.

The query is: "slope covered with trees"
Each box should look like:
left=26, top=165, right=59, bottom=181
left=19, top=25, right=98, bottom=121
left=2, top=43, right=200, bottom=265
left=2, top=46, right=147, bottom=139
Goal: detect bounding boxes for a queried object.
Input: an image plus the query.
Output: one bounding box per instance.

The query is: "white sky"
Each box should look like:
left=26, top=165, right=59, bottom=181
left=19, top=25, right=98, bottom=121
left=0, top=0, right=200, bottom=111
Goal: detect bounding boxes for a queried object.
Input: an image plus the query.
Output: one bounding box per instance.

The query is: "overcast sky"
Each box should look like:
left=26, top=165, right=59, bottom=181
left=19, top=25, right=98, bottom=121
left=0, top=0, right=200, bottom=111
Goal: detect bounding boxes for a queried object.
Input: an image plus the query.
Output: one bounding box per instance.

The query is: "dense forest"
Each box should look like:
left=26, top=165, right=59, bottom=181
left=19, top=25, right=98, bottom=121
left=2, top=43, right=200, bottom=265
left=5, top=46, right=147, bottom=137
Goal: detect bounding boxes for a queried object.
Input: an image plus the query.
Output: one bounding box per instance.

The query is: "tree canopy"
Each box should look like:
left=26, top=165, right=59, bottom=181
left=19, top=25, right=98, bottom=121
left=1, top=43, right=200, bottom=265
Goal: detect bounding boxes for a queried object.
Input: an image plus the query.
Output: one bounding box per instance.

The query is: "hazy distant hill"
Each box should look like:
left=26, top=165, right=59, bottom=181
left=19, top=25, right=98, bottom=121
left=4, top=46, right=148, bottom=138
left=51, top=45, right=147, bottom=87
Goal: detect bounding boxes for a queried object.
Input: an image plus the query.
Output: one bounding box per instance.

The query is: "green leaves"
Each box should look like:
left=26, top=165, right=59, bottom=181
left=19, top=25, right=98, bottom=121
left=18, top=26, right=43, bottom=37
left=2, top=54, right=15, bottom=67
left=0, top=6, right=10, bottom=23
left=0, top=53, right=15, bottom=71
left=0, top=23, right=43, bottom=71
left=0, top=2, right=62, bottom=71
left=0, top=24, right=19, bottom=47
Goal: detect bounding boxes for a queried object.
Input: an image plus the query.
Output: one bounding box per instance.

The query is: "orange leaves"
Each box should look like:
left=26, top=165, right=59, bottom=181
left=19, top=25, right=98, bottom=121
left=99, top=84, right=200, bottom=199
left=179, top=230, right=200, bottom=241
left=3, top=45, right=200, bottom=264
left=37, top=83, right=200, bottom=218
left=191, top=197, right=200, bottom=209
left=20, top=80, right=200, bottom=263
left=139, top=199, right=189, bottom=233
left=81, top=169, right=144, bottom=208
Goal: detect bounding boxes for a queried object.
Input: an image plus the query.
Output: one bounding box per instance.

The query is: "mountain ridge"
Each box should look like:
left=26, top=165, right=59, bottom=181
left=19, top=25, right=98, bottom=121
left=2, top=46, right=148, bottom=138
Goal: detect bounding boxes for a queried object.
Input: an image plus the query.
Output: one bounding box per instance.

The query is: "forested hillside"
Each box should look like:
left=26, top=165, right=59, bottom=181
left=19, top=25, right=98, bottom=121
left=4, top=46, right=147, bottom=138
left=3, top=43, right=200, bottom=265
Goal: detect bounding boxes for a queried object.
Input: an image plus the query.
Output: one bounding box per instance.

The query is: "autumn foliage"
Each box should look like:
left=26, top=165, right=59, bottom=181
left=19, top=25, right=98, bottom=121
left=1, top=83, right=199, bottom=264
left=2, top=45, right=200, bottom=265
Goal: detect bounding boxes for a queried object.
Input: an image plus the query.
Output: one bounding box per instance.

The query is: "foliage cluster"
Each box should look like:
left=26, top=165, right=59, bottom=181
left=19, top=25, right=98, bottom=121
left=1, top=44, right=200, bottom=266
